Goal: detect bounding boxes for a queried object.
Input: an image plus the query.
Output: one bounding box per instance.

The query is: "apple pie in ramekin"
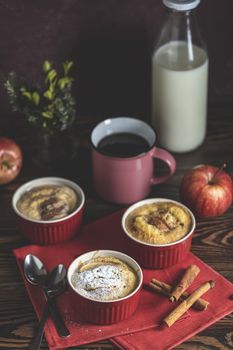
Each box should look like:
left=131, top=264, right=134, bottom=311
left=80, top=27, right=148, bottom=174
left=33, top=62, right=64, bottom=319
left=122, top=198, right=196, bottom=269
left=67, top=250, right=143, bottom=324
left=12, top=177, right=85, bottom=245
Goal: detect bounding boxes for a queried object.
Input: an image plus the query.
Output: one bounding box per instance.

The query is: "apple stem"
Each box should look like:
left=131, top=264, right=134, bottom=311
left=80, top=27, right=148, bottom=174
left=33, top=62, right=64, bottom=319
left=212, top=163, right=226, bottom=182
left=2, top=160, right=10, bottom=169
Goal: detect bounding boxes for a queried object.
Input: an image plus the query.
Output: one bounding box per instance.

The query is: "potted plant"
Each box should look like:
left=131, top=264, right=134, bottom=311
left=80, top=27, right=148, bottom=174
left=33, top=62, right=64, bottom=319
left=3, top=60, right=78, bottom=168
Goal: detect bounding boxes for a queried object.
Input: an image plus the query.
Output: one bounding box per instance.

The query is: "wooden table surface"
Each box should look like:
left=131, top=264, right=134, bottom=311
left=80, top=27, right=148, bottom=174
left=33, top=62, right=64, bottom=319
left=1, top=105, right=233, bottom=349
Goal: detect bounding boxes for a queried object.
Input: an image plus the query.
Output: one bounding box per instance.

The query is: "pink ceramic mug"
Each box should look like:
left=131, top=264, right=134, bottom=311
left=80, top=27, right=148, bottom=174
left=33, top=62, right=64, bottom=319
left=91, top=117, right=176, bottom=204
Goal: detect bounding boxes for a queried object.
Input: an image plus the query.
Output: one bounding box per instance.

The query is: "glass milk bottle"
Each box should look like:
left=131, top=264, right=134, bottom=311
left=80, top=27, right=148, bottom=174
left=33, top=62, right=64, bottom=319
left=152, top=0, right=208, bottom=153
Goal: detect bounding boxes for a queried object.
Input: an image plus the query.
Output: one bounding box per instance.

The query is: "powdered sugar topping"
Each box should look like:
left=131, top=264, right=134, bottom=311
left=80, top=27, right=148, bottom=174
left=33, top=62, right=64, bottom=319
left=71, top=258, right=138, bottom=301
left=72, top=264, right=128, bottom=301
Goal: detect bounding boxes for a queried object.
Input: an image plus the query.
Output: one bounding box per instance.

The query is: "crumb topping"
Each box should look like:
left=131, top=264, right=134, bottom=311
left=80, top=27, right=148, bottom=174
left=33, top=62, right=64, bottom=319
left=126, top=202, right=192, bottom=245
left=17, top=185, right=78, bottom=221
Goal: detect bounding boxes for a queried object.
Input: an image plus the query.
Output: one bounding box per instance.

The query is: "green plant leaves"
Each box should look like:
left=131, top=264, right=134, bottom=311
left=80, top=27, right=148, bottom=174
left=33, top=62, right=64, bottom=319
left=44, top=89, right=53, bottom=100
left=3, top=59, right=76, bottom=132
left=58, top=77, right=73, bottom=90
left=46, top=69, right=57, bottom=84
left=42, top=111, right=53, bottom=119
left=20, top=87, right=40, bottom=105
left=43, top=60, right=52, bottom=73
left=22, top=91, right=32, bottom=100
left=63, top=61, right=73, bottom=76
left=32, top=92, right=40, bottom=105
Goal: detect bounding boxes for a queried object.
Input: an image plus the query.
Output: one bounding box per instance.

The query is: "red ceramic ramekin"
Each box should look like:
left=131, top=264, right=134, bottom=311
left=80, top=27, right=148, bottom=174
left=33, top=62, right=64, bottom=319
left=122, top=198, right=196, bottom=269
left=12, top=177, right=85, bottom=245
left=67, top=250, right=143, bottom=325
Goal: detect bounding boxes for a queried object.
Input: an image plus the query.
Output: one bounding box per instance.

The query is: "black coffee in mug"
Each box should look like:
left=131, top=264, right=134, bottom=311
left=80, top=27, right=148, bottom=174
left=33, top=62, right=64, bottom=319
left=97, top=132, right=150, bottom=157
left=91, top=117, right=176, bottom=203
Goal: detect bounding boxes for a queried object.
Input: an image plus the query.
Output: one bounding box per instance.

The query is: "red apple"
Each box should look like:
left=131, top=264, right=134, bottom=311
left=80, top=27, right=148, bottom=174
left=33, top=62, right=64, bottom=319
left=0, top=137, right=23, bottom=185
left=180, top=164, right=233, bottom=218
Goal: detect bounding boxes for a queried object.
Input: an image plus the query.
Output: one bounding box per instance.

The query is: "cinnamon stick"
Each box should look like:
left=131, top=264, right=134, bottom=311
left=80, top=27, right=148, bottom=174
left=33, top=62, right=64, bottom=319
left=150, top=278, right=209, bottom=311
left=163, top=280, right=215, bottom=327
left=170, top=264, right=200, bottom=302
left=149, top=281, right=170, bottom=296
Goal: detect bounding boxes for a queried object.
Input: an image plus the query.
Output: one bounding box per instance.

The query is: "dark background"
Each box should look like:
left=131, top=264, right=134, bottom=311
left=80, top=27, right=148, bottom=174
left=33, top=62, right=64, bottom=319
left=0, top=0, right=233, bottom=137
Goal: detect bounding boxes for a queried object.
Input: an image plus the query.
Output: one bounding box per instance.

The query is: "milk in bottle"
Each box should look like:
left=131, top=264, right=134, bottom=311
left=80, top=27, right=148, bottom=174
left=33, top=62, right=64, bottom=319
left=151, top=0, right=208, bottom=153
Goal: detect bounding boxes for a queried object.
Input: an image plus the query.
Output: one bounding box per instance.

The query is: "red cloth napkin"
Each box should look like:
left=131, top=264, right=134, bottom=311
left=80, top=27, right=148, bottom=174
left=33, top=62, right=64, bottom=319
left=13, top=210, right=233, bottom=350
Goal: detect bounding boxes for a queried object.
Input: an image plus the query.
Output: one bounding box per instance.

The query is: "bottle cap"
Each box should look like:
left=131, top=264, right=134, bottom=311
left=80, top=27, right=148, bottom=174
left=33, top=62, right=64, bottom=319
left=163, top=0, right=200, bottom=11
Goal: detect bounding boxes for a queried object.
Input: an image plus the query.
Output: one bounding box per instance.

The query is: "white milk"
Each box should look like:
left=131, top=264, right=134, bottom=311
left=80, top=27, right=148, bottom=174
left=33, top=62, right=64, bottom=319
left=152, top=41, right=208, bottom=153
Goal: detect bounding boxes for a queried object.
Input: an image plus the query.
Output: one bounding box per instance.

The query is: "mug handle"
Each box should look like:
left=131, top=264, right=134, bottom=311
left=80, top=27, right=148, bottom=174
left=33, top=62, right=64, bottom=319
left=149, top=147, right=176, bottom=185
